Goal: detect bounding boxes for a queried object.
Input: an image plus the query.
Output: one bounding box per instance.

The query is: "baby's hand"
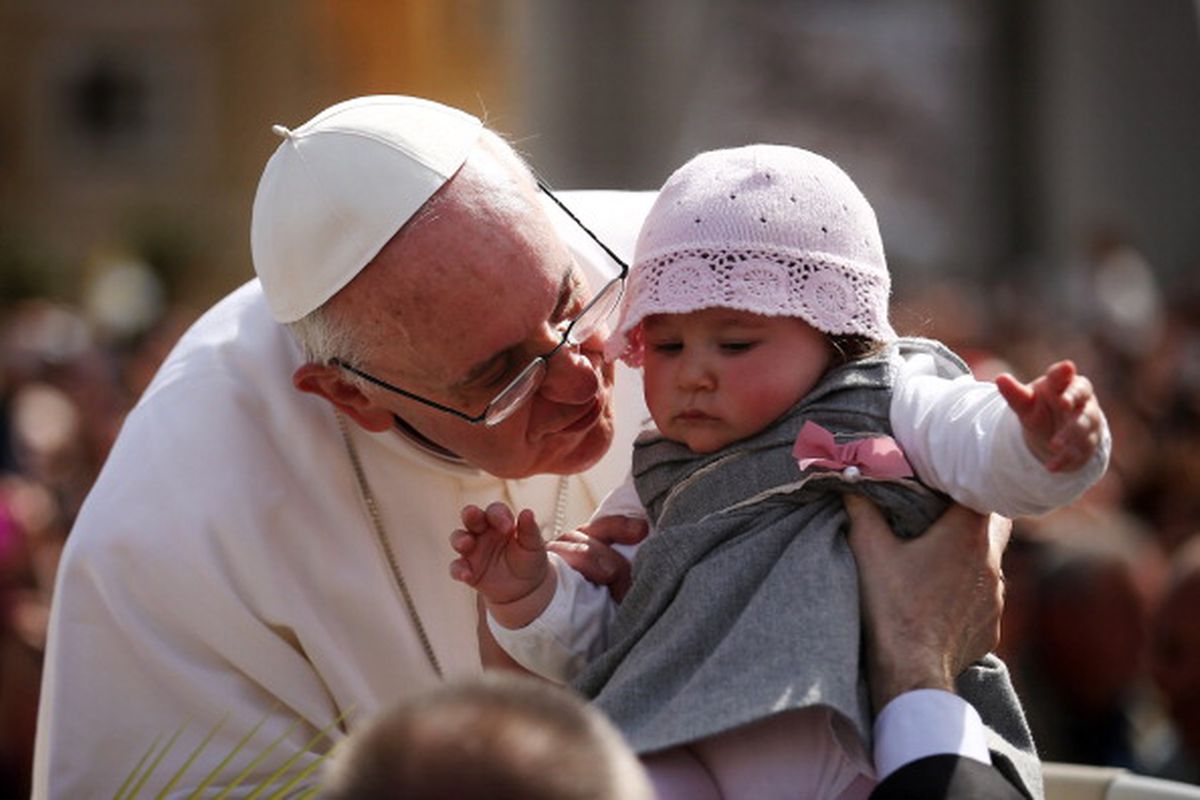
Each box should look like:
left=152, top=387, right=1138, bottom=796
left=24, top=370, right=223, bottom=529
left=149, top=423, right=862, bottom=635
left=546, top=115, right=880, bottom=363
left=996, top=360, right=1104, bottom=473
left=449, top=502, right=550, bottom=607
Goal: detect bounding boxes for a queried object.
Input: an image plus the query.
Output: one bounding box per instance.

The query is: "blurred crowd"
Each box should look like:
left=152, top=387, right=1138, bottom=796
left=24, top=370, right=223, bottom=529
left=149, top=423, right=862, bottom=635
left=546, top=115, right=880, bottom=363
left=0, top=234, right=1197, bottom=795
left=0, top=258, right=197, bottom=796
left=903, top=233, right=1200, bottom=786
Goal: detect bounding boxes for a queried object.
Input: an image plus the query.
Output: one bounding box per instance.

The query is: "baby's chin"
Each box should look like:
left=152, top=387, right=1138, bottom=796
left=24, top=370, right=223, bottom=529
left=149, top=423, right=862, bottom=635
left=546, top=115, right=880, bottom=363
left=652, top=412, right=740, bottom=453
left=675, top=430, right=737, bottom=454
left=687, top=440, right=732, bottom=454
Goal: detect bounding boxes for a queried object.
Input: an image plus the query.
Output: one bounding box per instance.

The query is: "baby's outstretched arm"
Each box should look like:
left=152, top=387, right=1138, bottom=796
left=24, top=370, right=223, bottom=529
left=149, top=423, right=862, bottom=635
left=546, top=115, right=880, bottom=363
left=449, top=502, right=557, bottom=629
left=995, top=360, right=1104, bottom=473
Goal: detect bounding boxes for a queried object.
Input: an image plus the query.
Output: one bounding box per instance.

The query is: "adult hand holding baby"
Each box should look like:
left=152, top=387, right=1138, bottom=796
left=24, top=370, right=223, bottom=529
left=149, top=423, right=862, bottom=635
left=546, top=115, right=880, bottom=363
left=844, top=495, right=1011, bottom=714
left=547, top=515, right=648, bottom=602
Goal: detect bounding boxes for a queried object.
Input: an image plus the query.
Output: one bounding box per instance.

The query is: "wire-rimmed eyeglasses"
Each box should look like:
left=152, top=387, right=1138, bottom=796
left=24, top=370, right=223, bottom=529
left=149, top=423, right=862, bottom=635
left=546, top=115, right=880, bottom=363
left=331, top=180, right=629, bottom=427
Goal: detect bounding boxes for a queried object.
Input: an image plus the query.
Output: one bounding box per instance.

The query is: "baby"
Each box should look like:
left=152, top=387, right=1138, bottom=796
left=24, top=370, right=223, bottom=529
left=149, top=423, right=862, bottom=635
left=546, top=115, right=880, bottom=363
left=451, top=145, right=1109, bottom=799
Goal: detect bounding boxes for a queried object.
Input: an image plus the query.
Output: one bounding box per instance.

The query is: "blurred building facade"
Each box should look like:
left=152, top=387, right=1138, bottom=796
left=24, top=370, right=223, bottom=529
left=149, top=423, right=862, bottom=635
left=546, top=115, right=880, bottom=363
left=1, top=0, right=1198, bottom=310
left=0, top=0, right=517, bottom=307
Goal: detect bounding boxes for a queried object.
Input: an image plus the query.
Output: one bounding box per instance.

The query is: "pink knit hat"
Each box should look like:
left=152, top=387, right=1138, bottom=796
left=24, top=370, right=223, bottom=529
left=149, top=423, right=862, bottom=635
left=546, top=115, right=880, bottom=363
left=608, top=145, right=896, bottom=365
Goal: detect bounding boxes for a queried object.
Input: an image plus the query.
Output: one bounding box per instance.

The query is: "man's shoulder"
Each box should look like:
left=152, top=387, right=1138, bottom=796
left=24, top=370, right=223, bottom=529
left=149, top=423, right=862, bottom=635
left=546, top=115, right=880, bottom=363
left=550, top=189, right=658, bottom=224
left=131, top=279, right=329, bottom=444
left=542, top=190, right=658, bottom=278
left=72, top=280, right=332, bottom=541
left=140, top=280, right=297, bottom=401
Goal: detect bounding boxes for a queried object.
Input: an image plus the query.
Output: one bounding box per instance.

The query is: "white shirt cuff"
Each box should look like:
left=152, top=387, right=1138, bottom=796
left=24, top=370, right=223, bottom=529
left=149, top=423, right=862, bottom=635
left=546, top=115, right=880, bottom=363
left=873, top=689, right=991, bottom=781
left=486, top=554, right=608, bottom=682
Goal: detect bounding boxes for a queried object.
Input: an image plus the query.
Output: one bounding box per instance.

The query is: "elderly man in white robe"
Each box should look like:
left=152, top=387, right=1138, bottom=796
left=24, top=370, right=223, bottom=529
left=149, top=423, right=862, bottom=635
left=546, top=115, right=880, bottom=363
left=33, top=96, right=1021, bottom=799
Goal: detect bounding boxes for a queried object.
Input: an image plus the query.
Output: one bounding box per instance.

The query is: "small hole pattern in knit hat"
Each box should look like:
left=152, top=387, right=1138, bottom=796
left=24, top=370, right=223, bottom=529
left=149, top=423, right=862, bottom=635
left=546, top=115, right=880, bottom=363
left=607, top=145, right=897, bottom=366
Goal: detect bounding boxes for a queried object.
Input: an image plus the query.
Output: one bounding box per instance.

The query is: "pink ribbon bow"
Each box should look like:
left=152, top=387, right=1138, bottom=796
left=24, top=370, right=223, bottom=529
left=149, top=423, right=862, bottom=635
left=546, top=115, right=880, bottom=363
left=791, top=421, right=914, bottom=480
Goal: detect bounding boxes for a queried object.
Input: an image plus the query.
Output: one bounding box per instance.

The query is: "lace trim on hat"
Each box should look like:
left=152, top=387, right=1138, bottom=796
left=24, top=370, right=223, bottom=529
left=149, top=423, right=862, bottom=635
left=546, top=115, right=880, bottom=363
left=609, top=246, right=895, bottom=366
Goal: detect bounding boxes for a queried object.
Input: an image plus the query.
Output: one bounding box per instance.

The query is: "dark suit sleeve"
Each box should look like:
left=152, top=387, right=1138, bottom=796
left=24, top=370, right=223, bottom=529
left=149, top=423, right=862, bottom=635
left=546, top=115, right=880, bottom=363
left=870, top=755, right=1028, bottom=800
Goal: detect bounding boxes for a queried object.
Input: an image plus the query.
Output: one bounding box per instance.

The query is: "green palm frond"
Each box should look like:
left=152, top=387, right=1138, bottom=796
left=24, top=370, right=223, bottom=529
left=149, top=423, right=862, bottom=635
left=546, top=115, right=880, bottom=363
left=157, top=715, right=229, bottom=798
left=210, top=716, right=305, bottom=799
left=113, top=732, right=169, bottom=800
left=119, top=722, right=189, bottom=800
left=235, top=717, right=345, bottom=800
left=114, top=708, right=352, bottom=800
left=190, top=713, right=269, bottom=798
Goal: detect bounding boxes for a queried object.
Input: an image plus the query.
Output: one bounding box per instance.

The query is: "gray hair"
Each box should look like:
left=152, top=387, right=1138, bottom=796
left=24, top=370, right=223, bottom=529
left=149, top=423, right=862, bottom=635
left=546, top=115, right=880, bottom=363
left=288, top=303, right=362, bottom=366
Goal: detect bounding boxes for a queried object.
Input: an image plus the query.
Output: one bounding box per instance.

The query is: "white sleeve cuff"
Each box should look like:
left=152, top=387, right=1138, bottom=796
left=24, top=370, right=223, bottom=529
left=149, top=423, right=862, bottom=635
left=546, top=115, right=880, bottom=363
left=486, top=554, right=614, bottom=682
left=873, top=689, right=991, bottom=781
left=891, top=356, right=1111, bottom=518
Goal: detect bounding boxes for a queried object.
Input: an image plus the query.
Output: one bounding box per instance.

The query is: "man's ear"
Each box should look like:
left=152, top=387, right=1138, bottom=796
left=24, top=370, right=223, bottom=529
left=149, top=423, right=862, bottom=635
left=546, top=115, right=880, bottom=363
left=293, top=363, right=395, bottom=432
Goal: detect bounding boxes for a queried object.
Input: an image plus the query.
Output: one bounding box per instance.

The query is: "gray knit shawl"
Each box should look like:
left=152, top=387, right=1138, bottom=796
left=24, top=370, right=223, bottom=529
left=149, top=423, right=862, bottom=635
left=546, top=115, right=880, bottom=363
left=573, top=338, right=1042, bottom=799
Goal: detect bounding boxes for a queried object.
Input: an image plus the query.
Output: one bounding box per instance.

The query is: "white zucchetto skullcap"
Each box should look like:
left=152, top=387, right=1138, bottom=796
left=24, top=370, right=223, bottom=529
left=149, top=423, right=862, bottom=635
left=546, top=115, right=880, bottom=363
left=251, top=95, right=483, bottom=323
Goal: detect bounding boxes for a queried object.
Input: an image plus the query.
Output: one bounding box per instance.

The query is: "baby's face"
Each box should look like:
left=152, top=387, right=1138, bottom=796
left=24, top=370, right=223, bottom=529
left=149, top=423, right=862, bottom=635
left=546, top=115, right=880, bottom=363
left=640, top=308, right=832, bottom=453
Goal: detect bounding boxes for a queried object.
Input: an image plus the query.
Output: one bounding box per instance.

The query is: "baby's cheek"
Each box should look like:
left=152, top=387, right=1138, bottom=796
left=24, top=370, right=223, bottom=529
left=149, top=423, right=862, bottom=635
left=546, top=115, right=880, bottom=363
left=735, top=379, right=801, bottom=426
left=640, top=367, right=674, bottom=420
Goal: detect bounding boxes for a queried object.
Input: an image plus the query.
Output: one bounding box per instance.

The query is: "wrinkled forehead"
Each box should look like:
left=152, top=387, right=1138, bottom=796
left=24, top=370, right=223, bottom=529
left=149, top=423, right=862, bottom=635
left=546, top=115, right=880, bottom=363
left=345, top=175, right=571, bottom=384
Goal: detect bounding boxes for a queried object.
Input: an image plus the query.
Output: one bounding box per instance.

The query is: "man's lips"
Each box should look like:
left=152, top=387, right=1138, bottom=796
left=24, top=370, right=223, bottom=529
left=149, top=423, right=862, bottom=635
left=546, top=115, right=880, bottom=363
left=558, top=399, right=603, bottom=434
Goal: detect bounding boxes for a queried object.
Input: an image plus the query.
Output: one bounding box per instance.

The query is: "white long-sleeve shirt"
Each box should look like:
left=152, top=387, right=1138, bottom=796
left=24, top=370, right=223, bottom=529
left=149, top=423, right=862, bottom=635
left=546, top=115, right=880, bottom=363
left=490, top=349, right=1111, bottom=682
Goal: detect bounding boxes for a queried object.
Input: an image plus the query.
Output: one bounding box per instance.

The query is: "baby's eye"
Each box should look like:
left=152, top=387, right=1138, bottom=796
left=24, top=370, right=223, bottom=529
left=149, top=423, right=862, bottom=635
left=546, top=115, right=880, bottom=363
left=649, top=341, right=683, bottom=354
left=720, top=340, right=757, bottom=352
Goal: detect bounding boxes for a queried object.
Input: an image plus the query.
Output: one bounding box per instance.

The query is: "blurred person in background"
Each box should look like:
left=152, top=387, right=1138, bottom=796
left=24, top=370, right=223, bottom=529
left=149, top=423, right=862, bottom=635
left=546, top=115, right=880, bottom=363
left=0, top=475, right=63, bottom=798
left=1015, top=507, right=1166, bottom=773
left=1, top=302, right=121, bottom=521
left=1148, top=537, right=1200, bottom=784
left=1123, top=297, right=1200, bottom=556
left=0, top=302, right=108, bottom=798
left=0, top=276, right=184, bottom=794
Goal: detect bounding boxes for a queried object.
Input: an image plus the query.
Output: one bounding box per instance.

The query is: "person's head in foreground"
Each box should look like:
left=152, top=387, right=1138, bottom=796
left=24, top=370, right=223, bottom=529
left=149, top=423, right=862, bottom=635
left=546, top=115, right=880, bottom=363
left=253, top=96, right=621, bottom=479
left=606, top=144, right=896, bottom=454
left=322, top=673, right=654, bottom=800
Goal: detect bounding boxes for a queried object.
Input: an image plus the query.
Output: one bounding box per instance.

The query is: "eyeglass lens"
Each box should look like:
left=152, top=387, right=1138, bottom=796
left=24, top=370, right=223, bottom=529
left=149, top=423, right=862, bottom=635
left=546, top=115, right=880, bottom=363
left=484, top=361, right=546, bottom=426
left=483, top=278, right=624, bottom=426
left=566, top=278, right=623, bottom=345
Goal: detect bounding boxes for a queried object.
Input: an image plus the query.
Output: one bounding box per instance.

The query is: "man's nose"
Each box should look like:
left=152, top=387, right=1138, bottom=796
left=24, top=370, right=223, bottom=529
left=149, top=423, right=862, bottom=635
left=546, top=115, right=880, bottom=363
left=538, top=339, right=601, bottom=404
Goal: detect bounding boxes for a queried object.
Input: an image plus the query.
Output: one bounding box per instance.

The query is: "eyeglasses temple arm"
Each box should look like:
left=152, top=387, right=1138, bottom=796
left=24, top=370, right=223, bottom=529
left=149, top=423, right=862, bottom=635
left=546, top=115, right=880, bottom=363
left=535, top=178, right=630, bottom=277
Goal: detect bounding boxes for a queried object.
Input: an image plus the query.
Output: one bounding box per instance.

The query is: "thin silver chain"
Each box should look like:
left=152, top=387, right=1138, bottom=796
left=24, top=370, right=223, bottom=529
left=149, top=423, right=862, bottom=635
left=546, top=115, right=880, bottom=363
left=336, top=412, right=443, bottom=679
